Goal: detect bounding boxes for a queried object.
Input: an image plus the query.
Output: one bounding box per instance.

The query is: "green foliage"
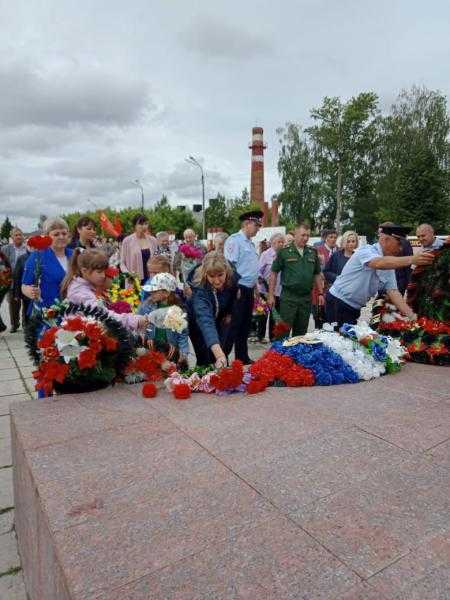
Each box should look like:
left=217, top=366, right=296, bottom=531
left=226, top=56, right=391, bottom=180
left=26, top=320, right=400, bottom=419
left=0, top=217, right=13, bottom=241
left=306, top=92, right=380, bottom=234
left=376, top=86, right=450, bottom=230
left=63, top=197, right=199, bottom=239
left=277, top=124, right=320, bottom=228
left=277, top=85, right=450, bottom=238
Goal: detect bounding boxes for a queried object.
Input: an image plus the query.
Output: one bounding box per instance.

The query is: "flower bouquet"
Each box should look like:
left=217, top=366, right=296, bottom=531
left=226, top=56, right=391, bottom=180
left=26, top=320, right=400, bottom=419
left=247, top=322, right=406, bottom=388
left=27, top=234, right=53, bottom=314
left=25, top=301, right=135, bottom=395
left=271, top=307, right=291, bottom=340
left=178, top=244, right=204, bottom=260
left=370, top=241, right=450, bottom=366
left=108, top=272, right=141, bottom=312
left=253, top=297, right=270, bottom=316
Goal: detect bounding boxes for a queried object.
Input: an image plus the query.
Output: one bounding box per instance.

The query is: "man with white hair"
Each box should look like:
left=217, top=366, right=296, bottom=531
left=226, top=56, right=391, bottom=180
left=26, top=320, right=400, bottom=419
left=416, top=223, right=444, bottom=250
left=326, top=224, right=435, bottom=326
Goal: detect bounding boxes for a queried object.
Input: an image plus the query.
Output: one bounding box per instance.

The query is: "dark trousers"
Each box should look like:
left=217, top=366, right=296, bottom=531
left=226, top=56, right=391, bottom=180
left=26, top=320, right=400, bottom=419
left=325, top=291, right=360, bottom=327
left=230, top=285, right=254, bottom=363
left=8, top=290, right=27, bottom=330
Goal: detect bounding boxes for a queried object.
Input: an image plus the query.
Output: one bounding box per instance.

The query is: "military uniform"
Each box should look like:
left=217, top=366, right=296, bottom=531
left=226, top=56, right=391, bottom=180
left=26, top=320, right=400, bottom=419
left=271, top=244, right=321, bottom=336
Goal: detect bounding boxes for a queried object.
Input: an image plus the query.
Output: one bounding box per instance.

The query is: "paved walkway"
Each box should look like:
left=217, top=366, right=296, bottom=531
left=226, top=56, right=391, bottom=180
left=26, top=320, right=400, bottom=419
left=0, top=326, right=34, bottom=599
left=2, top=299, right=450, bottom=598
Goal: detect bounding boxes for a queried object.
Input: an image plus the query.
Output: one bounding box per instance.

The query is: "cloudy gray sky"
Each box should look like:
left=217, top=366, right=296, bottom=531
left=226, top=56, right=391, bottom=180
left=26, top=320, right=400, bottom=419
left=1, top=0, right=450, bottom=231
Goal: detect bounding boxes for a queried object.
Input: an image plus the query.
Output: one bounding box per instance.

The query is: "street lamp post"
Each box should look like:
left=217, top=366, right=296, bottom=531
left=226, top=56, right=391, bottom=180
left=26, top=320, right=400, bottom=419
left=185, top=156, right=206, bottom=240
left=133, top=179, right=145, bottom=212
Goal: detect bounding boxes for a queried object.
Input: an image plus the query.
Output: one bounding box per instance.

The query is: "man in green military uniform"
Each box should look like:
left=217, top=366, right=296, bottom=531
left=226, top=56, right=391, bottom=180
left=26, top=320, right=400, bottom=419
left=268, top=223, right=324, bottom=335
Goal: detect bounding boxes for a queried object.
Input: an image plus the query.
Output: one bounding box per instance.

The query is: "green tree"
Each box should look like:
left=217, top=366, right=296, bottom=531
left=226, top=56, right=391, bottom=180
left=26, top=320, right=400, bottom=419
left=0, top=217, right=13, bottom=241
left=277, top=123, right=320, bottom=228
left=306, top=92, right=380, bottom=233
left=377, top=86, right=450, bottom=230
left=205, top=194, right=228, bottom=229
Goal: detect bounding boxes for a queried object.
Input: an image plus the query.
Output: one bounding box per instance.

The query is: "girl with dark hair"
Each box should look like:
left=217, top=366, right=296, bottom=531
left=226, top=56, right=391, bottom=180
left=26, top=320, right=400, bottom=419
left=61, top=248, right=148, bottom=330
left=120, top=214, right=157, bottom=282
left=68, top=216, right=97, bottom=250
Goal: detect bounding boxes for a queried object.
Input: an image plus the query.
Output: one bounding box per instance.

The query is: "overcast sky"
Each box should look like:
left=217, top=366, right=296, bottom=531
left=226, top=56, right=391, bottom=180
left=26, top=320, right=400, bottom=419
left=1, top=0, right=450, bottom=231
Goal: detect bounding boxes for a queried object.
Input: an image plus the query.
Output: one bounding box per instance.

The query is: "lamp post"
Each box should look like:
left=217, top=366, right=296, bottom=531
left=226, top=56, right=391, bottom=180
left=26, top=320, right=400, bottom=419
left=185, top=156, right=206, bottom=240
left=133, top=179, right=145, bottom=212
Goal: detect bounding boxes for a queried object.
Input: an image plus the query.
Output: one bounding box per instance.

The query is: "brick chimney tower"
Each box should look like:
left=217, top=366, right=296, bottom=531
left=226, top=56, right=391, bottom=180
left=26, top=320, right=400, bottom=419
left=249, top=127, right=267, bottom=218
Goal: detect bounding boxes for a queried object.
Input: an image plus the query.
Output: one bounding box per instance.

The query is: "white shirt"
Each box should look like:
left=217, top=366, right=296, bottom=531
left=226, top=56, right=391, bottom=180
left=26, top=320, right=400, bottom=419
left=330, top=243, right=397, bottom=309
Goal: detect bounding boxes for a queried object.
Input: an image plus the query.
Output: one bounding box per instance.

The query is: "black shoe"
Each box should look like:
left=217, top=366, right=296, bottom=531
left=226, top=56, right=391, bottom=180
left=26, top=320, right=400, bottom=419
left=242, top=358, right=254, bottom=366
left=10, top=327, right=18, bottom=333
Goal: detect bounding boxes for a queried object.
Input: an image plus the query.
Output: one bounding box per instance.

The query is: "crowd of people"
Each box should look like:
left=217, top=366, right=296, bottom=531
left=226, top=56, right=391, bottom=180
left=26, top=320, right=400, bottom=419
left=0, top=211, right=445, bottom=371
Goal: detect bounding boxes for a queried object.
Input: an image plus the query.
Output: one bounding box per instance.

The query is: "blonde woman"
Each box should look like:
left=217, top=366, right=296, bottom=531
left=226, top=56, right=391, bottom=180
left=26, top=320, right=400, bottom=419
left=22, top=217, right=73, bottom=311
left=186, top=252, right=237, bottom=367
left=323, top=230, right=359, bottom=285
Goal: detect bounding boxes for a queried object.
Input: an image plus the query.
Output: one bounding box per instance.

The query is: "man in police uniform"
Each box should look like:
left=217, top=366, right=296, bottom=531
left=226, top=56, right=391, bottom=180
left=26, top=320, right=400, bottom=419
left=326, top=223, right=435, bottom=326
left=268, top=223, right=324, bottom=336
left=224, top=210, right=262, bottom=364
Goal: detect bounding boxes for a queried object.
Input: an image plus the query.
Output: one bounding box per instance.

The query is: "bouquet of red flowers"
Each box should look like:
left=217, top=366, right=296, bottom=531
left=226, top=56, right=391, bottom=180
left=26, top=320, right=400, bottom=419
left=179, top=243, right=204, bottom=260
left=210, top=360, right=245, bottom=394
left=26, top=302, right=135, bottom=395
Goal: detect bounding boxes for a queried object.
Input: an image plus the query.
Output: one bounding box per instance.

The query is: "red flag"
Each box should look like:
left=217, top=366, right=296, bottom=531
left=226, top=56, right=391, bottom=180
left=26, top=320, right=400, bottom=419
left=99, top=212, right=119, bottom=238
left=113, top=215, right=122, bottom=236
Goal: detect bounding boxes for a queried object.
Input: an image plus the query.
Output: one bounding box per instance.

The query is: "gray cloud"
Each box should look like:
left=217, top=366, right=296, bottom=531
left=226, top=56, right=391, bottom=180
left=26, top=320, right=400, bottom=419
left=180, top=15, right=273, bottom=60
left=0, top=61, right=153, bottom=128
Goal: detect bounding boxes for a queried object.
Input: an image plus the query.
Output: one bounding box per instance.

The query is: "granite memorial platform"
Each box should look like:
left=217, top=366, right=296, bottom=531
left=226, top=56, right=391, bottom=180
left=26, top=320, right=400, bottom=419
left=11, top=363, right=450, bottom=599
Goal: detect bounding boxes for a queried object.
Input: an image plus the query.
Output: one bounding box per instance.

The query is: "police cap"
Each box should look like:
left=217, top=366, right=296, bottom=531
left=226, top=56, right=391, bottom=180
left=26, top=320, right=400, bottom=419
left=239, top=210, right=263, bottom=225
left=378, top=223, right=411, bottom=239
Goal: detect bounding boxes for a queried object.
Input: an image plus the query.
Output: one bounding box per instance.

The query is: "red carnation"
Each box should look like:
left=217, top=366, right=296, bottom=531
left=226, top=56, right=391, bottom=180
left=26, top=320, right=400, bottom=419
left=102, top=336, right=118, bottom=351
left=28, top=235, right=53, bottom=251
left=89, top=339, right=103, bottom=354
left=64, top=316, right=85, bottom=332
left=38, top=327, right=58, bottom=349
left=173, top=383, right=191, bottom=400
left=142, top=382, right=158, bottom=398
left=272, top=321, right=291, bottom=340
left=78, top=349, right=98, bottom=370
left=105, top=266, right=119, bottom=279
left=246, top=377, right=268, bottom=395
left=84, top=322, right=102, bottom=338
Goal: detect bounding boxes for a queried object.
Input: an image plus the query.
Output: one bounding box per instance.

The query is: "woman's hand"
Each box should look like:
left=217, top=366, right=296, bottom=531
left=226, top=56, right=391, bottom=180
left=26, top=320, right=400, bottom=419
left=214, top=356, right=227, bottom=369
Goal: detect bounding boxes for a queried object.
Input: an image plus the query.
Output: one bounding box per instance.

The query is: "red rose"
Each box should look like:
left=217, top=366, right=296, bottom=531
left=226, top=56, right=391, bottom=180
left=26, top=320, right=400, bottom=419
left=173, top=383, right=191, bottom=400
left=78, top=349, right=97, bottom=370
left=28, top=235, right=53, bottom=251
left=142, top=382, right=158, bottom=398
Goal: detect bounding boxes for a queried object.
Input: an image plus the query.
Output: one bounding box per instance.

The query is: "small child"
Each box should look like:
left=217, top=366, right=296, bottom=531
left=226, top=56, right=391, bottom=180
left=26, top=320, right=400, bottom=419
left=138, top=272, right=189, bottom=368
left=141, top=255, right=171, bottom=302
left=61, top=249, right=149, bottom=330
